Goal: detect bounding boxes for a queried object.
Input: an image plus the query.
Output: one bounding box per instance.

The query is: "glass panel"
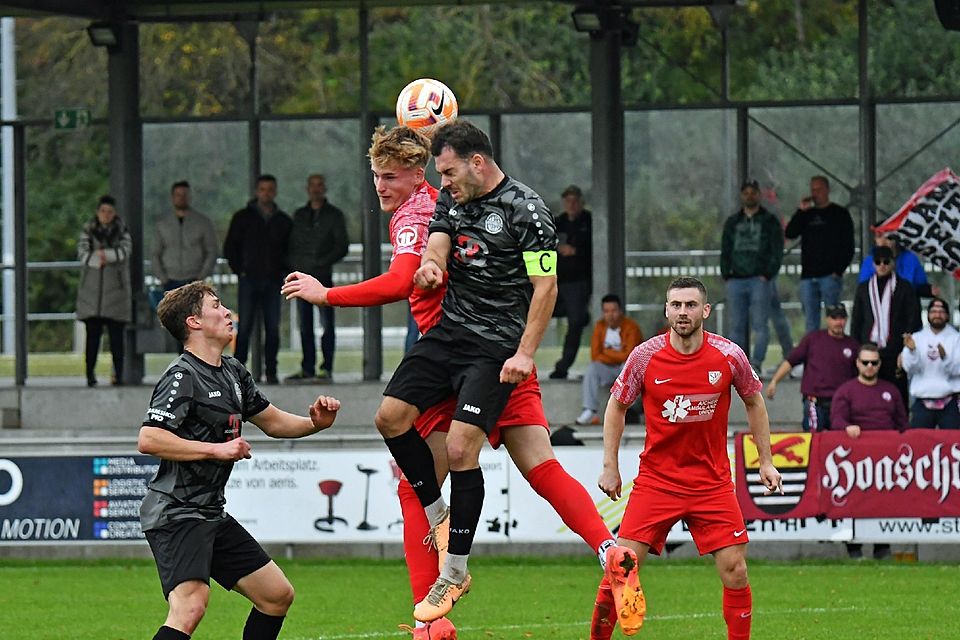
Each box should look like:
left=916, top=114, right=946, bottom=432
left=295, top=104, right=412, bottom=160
left=623, top=108, right=736, bottom=337
left=26, top=124, right=109, bottom=352
left=16, top=17, right=108, bottom=119
left=870, top=1, right=960, bottom=99
left=500, top=112, right=591, bottom=208
left=728, top=0, right=858, bottom=101
left=258, top=10, right=360, bottom=115
left=140, top=22, right=251, bottom=117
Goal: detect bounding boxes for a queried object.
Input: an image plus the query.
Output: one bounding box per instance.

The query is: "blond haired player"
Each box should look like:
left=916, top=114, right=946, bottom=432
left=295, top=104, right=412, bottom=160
left=283, top=125, right=644, bottom=638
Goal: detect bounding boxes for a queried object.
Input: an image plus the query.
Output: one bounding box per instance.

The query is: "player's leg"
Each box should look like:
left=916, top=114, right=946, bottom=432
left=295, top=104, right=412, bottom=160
left=686, top=489, right=752, bottom=640
left=233, top=562, right=295, bottom=640
left=377, top=328, right=457, bottom=531
left=211, top=516, right=287, bottom=640
left=145, top=520, right=219, bottom=639
left=160, top=580, right=210, bottom=638
left=713, top=545, right=752, bottom=640
left=591, top=538, right=649, bottom=640
left=502, top=425, right=617, bottom=561
left=401, top=426, right=451, bottom=604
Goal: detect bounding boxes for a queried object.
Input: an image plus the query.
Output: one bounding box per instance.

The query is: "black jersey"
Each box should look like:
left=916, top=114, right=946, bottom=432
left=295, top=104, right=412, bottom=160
left=430, top=176, right=558, bottom=348
left=139, top=352, right=269, bottom=531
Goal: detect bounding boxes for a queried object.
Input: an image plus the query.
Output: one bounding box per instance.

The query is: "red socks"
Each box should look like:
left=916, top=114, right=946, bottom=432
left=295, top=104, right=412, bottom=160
left=398, top=478, right=439, bottom=603
left=526, top=459, right=613, bottom=553
left=722, top=584, right=752, bottom=640
left=589, top=576, right=616, bottom=640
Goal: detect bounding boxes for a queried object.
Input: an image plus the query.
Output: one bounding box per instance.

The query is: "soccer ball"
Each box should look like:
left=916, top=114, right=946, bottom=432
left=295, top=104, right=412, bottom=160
left=395, top=78, right=458, bottom=134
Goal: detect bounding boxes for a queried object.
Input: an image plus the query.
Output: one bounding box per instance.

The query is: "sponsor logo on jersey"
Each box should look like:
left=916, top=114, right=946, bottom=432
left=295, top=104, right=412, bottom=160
left=396, top=225, right=418, bottom=248
left=660, top=393, right=720, bottom=423
left=708, top=370, right=721, bottom=385
left=208, top=390, right=222, bottom=398
left=234, top=382, right=243, bottom=403
left=484, top=213, right=504, bottom=234
left=454, top=234, right=487, bottom=266
left=148, top=408, right=176, bottom=421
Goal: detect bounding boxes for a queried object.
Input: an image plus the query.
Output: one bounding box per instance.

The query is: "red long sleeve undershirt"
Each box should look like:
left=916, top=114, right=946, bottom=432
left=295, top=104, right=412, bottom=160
left=326, top=253, right=419, bottom=307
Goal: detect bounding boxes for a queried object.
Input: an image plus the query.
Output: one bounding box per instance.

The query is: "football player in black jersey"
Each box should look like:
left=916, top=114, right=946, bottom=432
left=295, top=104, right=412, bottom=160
left=138, top=281, right=340, bottom=640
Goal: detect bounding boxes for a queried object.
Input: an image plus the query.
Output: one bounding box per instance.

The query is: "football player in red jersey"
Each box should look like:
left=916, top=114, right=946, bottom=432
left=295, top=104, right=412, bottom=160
left=593, top=276, right=782, bottom=640
left=283, top=125, right=639, bottom=638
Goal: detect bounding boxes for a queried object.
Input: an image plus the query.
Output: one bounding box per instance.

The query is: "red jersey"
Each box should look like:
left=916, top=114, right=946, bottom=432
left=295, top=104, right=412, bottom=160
left=326, top=181, right=444, bottom=332
left=389, top=182, right=443, bottom=332
left=611, top=331, right=761, bottom=495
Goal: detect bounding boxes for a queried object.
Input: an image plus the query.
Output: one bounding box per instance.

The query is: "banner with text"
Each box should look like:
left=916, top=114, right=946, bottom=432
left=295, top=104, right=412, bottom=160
left=874, top=167, right=960, bottom=277
left=737, top=430, right=960, bottom=520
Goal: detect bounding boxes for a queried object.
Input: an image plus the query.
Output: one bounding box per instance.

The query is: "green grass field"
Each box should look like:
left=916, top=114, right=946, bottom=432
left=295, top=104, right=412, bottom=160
left=1, top=556, right=958, bottom=639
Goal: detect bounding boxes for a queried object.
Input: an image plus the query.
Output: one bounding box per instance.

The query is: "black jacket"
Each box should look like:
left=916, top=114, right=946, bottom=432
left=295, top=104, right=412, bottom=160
left=850, top=276, right=922, bottom=359
left=287, top=200, right=349, bottom=283
left=784, top=203, right=855, bottom=278
left=223, top=202, right=293, bottom=279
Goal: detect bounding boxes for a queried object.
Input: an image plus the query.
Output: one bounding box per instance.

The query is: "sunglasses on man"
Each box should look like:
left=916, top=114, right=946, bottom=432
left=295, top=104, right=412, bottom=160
left=858, top=359, right=880, bottom=366
left=873, top=258, right=892, bottom=266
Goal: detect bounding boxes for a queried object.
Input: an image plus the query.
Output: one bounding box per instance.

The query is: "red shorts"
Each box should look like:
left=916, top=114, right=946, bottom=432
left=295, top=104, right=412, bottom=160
left=413, top=369, right=548, bottom=449
left=618, top=481, right=748, bottom=556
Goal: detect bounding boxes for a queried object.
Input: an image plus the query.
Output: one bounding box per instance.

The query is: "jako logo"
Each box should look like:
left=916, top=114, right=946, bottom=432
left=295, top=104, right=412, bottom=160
left=462, top=404, right=481, bottom=415
left=208, top=390, right=222, bottom=398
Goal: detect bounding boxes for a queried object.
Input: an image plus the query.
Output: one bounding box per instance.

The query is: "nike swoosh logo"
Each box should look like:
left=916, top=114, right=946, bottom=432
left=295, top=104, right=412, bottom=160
left=740, top=612, right=752, bottom=618
left=733, top=529, right=746, bottom=537
left=654, top=378, right=672, bottom=384
left=431, top=93, right=446, bottom=115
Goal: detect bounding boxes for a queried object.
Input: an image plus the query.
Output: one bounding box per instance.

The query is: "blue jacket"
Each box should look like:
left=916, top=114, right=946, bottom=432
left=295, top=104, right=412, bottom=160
left=858, top=248, right=931, bottom=297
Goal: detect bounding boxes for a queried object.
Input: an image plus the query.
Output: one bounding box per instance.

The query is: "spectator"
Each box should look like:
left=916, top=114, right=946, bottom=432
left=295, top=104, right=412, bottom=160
left=858, top=231, right=938, bottom=298
left=850, top=246, right=922, bottom=412
left=766, top=303, right=858, bottom=431
left=720, top=178, right=784, bottom=372
left=76, top=195, right=132, bottom=387
left=223, top=174, right=292, bottom=385
left=285, top=174, right=348, bottom=382
left=901, top=297, right=960, bottom=429
left=151, top=180, right=218, bottom=297
left=785, top=176, right=855, bottom=333
left=549, top=184, right=592, bottom=379
left=575, top=294, right=643, bottom=426
left=830, top=342, right=906, bottom=560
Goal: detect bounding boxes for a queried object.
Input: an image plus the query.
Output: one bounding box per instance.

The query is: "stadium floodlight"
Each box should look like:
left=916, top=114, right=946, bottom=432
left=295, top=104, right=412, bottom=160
left=571, top=6, right=607, bottom=33
left=86, top=22, right=119, bottom=50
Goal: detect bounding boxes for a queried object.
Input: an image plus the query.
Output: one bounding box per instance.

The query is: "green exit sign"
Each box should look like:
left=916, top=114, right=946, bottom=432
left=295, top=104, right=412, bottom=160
left=53, top=108, right=91, bottom=130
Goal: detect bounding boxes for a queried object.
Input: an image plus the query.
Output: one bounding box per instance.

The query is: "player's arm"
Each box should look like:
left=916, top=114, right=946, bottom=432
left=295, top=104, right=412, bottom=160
left=500, top=246, right=558, bottom=383
left=249, top=395, right=340, bottom=438
left=137, top=426, right=251, bottom=462
left=598, top=396, right=629, bottom=500
left=284, top=254, right=421, bottom=307
left=742, top=392, right=782, bottom=496
left=414, top=232, right=452, bottom=290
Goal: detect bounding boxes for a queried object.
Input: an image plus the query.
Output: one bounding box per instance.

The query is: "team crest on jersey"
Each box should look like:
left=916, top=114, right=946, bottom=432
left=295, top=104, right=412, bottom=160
left=484, top=213, right=504, bottom=234
left=661, top=393, right=721, bottom=423
left=708, top=370, right=721, bottom=385
left=843, top=347, right=853, bottom=358
left=396, top=225, right=418, bottom=248
left=882, top=391, right=892, bottom=402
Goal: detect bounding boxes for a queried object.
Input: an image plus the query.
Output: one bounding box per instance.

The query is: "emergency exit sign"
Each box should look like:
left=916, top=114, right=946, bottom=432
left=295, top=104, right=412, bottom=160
left=53, top=108, right=91, bottom=130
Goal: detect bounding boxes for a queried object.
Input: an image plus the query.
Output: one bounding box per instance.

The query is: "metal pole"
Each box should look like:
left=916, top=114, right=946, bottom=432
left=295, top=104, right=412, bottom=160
left=1, top=18, right=15, bottom=356
left=108, top=21, right=144, bottom=385
left=358, top=7, right=382, bottom=381
left=858, top=0, right=876, bottom=259
left=590, top=26, right=625, bottom=302
left=13, top=124, right=25, bottom=385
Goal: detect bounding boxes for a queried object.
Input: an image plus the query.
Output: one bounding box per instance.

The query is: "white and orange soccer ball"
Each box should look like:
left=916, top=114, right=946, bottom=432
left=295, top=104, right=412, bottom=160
left=395, top=78, right=458, bottom=134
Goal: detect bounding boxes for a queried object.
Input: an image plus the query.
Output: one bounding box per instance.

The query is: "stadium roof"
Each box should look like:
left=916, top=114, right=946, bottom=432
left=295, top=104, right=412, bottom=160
left=0, top=0, right=732, bottom=20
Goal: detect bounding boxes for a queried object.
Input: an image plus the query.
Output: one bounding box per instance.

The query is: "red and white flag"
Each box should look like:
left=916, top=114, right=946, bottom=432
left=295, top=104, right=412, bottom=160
left=874, top=168, right=960, bottom=278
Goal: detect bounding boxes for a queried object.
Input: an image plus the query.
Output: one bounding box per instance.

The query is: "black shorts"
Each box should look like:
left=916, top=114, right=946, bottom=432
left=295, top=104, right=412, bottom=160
left=144, top=514, right=271, bottom=599
left=384, top=319, right=517, bottom=431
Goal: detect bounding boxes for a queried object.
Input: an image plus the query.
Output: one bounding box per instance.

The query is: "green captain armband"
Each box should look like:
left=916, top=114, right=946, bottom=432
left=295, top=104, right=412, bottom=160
left=523, top=250, right=558, bottom=276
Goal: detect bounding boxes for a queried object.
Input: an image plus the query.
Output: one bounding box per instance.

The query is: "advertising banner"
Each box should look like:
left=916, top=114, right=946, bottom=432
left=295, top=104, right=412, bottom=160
left=737, top=430, right=960, bottom=520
